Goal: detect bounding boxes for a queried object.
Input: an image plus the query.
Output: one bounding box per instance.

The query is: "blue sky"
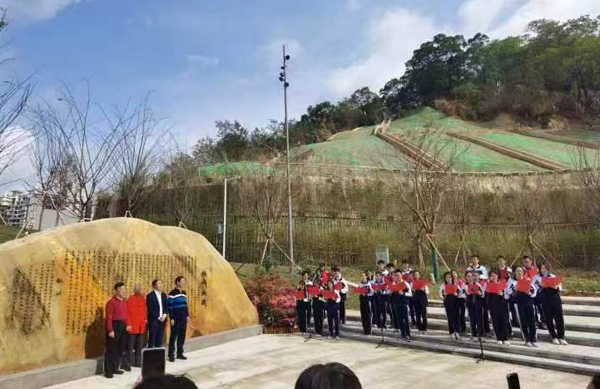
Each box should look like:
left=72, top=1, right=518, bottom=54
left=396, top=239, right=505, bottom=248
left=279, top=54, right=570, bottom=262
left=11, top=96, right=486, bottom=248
left=1, top=0, right=599, bottom=187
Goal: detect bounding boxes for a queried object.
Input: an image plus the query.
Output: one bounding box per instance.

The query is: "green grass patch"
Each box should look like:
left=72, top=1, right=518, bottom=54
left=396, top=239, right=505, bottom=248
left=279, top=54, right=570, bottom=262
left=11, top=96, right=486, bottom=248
left=0, top=225, right=20, bottom=244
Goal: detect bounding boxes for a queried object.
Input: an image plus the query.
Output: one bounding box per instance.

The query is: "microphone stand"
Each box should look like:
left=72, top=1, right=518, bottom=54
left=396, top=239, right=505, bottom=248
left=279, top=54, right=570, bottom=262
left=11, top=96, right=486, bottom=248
left=476, top=295, right=485, bottom=363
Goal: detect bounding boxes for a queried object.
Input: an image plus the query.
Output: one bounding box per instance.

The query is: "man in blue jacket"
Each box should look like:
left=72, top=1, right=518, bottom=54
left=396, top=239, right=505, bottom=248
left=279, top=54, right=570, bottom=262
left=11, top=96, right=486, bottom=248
left=168, top=276, right=189, bottom=362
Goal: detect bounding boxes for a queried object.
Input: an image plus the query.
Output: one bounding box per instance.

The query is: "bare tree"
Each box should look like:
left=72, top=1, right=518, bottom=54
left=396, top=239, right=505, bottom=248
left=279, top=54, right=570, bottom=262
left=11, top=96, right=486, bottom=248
left=243, top=163, right=302, bottom=274
left=447, top=172, right=472, bottom=265
left=572, top=145, right=600, bottom=222
left=160, top=136, right=196, bottom=227
left=0, top=11, right=33, bottom=181
left=28, top=83, right=129, bottom=221
left=512, top=177, right=562, bottom=269
left=111, top=94, right=169, bottom=215
left=379, top=125, right=464, bottom=280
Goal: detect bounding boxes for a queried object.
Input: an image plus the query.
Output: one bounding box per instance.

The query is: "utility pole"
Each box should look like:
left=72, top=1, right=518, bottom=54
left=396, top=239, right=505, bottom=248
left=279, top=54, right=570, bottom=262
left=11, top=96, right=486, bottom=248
left=222, top=177, right=228, bottom=259
left=279, top=45, right=294, bottom=270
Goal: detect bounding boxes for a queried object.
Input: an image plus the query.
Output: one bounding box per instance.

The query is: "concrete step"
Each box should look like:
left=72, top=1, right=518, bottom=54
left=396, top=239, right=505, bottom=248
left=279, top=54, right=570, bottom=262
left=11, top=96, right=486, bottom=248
left=562, top=296, right=600, bottom=307
left=334, top=321, right=600, bottom=367
left=338, top=330, right=600, bottom=377
left=344, top=312, right=600, bottom=347
left=422, top=306, right=600, bottom=333
left=427, top=300, right=600, bottom=318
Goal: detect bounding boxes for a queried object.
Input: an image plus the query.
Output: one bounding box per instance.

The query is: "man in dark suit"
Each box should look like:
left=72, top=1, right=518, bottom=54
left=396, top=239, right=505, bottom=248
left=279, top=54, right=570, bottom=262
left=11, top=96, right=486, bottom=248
left=146, top=279, right=168, bottom=348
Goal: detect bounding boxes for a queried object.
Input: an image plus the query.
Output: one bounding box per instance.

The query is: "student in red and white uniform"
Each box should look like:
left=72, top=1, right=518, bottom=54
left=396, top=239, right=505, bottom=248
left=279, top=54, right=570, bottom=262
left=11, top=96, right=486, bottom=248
left=372, top=271, right=388, bottom=329
left=497, top=256, right=518, bottom=328
left=507, top=266, right=539, bottom=347
left=523, top=256, right=545, bottom=329
left=296, top=271, right=313, bottom=335
left=440, top=271, right=460, bottom=340
left=325, top=279, right=342, bottom=340
left=486, top=269, right=510, bottom=345
left=465, top=271, right=485, bottom=341
left=331, top=266, right=349, bottom=325
left=391, top=269, right=413, bottom=342
left=311, top=279, right=325, bottom=337
left=384, top=263, right=396, bottom=329
left=401, top=261, right=416, bottom=327
left=412, top=270, right=429, bottom=334
left=452, top=270, right=467, bottom=334
left=535, top=263, right=567, bottom=345
left=357, top=272, right=373, bottom=335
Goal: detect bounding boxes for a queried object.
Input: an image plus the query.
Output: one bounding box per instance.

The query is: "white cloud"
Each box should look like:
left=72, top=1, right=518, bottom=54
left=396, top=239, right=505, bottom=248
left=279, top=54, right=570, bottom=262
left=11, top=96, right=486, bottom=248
left=1, top=0, right=95, bottom=22
left=492, top=0, right=600, bottom=37
left=458, top=0, right=517, bottom=36
left=328, top=9, right=439, bottom=97
left=187, top=55, right=220, bottom=68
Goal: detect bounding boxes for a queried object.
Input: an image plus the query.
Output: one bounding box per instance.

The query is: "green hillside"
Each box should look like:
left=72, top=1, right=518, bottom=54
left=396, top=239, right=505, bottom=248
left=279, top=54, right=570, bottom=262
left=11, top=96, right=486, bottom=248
left=289, top=108, right=600, bottom=173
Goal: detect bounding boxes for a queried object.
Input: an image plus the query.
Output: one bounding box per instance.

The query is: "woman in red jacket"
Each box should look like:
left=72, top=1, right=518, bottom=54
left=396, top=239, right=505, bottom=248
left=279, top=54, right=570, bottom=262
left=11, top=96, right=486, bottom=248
left=126, top=285, right=148, bottom=367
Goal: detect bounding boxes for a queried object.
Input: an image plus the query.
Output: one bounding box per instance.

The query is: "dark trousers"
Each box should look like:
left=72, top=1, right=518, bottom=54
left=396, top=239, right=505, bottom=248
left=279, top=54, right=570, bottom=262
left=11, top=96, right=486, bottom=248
left=393, top=302, right=411, bottom=338
left=413, top=299, right=428, bottom=331
left=535, top=293, right=547, bottom=326
left=313, top=299, right=324, bottom=335
left=387, top=295, right=397, bottom=329
left=408, top=296, right=416, bottom=325
left=369, top=296, right=377, bottom=325
left=359, top=295, right=372, bottom=335
left=516, top=303, right=537, bottom=343
left=488, top=296, right=509, bottom=341
left=544, top=292, right=565, bottom=339
left=105, top=321, right=128, bottom=373
left=127, top=333, right=145, bottom=366
left=168, top=320, right=187, bottom=357
left=457, top=298, right=467, bottom=333
left=482, top=299, right=491, bottom=333
left=148, top=319, right=165, bottom=347
left=443, top=296, right=459, bottom=335
left=297, top=301, right=310, bottom=333
left=509, top=301, right=519, bottom=327
left=327, top=301, right=340, bottom=337
left=467, top=299, right=484, bottom=338
left=375, top=294, right=387, bottom=329
left=340, top=293, right=347, bottom=324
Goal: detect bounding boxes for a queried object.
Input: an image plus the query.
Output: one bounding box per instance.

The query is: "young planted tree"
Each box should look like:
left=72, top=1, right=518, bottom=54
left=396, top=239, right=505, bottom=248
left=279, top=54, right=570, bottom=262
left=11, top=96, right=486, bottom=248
left=111, top=95, right=169, bottom=216
left=242, top=164, right=301, bottom=274
left=28, top=83, right=129, bottom=221
left=380, top=124, right=463, bottom=280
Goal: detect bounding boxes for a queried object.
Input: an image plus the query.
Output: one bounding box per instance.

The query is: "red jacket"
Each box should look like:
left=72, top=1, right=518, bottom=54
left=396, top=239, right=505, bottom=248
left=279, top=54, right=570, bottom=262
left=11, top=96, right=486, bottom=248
left=126, top=295, right=147, bottom=334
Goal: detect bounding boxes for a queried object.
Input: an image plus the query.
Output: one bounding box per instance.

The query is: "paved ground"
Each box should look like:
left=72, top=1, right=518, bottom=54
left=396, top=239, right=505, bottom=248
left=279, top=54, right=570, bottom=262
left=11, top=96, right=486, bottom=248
left=50, top=335, right=591, bottom=389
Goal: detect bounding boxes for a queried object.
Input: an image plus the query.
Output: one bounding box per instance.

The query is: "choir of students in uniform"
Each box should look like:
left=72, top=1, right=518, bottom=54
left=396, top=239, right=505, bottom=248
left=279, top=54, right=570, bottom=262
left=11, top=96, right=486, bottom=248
left=294, top=256, right=568, bottom=349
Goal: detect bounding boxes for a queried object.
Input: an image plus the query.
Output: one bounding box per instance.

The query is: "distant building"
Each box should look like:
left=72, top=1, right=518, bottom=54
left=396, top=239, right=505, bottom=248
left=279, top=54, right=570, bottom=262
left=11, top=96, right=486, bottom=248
left=0, top=190, right=81, bottom=231
left=0, top=190, right=34, bottom=229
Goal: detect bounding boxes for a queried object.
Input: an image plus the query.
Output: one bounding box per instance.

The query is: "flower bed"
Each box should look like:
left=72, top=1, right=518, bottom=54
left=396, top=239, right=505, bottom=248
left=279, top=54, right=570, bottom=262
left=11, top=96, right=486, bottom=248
left=245, top=271, right=298, bottom=330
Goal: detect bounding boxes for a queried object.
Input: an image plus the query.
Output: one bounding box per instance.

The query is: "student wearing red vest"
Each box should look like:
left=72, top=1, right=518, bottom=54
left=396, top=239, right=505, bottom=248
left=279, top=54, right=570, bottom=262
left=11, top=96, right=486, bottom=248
left=523, top=256, right=545, bottom=329
left=126, top=284, right=147, bottom=367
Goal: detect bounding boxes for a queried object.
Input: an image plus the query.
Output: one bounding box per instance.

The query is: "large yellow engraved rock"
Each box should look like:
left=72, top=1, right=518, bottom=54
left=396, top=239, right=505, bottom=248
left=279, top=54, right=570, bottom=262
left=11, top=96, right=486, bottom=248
left=0, top=218, right=258, bottom=375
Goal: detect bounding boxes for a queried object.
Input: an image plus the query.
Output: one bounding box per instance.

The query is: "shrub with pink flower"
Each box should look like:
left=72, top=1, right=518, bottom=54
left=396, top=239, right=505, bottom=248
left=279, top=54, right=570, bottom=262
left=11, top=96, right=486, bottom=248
left=244, top=271, right=297, bottom=328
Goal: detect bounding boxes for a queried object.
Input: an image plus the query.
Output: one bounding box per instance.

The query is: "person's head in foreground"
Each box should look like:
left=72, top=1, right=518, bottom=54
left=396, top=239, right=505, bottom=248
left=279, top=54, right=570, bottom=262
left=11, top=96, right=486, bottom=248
left=295, top=362, right=362, bottom=389
left=135, top=375, right=198, bottom=389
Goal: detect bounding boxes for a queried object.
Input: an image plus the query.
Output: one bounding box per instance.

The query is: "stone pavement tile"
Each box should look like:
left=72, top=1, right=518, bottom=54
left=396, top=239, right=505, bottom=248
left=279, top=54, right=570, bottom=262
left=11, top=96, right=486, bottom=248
left=50, top=334, right=592, bottom=389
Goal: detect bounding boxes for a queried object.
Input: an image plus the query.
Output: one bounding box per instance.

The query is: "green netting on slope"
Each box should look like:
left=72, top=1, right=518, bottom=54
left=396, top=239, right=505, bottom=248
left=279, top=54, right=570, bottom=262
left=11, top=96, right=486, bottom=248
left=198, top=162, right=268, bottom=178
left=413, top=134, right=544, bottom=172
left=551, top=130, right=600, bottom=142
left=387, top=107, right=483, bottom=134
left=476, top=132, right=597, bottom=168
left=294, top=136, right=408, bottom=169
left=329, top=126, right=377, bottom=141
